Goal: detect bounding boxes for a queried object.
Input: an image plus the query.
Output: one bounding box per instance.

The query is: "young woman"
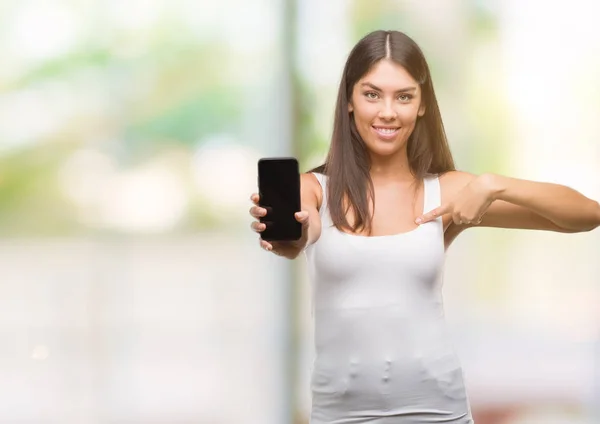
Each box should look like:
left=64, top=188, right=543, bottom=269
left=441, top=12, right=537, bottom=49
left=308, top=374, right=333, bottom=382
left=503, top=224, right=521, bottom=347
left=249, top=30, right=600, bottom=424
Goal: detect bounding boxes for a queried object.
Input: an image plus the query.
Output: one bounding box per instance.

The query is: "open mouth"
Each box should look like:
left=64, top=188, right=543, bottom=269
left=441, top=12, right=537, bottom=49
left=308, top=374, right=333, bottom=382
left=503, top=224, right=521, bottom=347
left=372, top=126, right=400, bottom=139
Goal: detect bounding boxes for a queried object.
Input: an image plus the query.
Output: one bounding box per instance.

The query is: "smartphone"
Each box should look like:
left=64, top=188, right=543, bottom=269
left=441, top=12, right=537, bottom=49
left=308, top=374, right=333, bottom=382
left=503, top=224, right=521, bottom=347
left=257, top=157, right=302, bottom=241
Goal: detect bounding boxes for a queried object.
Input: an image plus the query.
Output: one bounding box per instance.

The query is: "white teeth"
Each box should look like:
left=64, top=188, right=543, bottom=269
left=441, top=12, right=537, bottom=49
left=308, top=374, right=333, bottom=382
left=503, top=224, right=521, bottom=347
left=374, top=127, right=398, bottom=134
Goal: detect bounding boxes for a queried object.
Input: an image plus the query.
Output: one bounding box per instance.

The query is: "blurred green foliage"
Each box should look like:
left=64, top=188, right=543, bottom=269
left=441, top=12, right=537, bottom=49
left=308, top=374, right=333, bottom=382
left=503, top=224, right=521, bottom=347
left=0, top=1, right=511, bottom=236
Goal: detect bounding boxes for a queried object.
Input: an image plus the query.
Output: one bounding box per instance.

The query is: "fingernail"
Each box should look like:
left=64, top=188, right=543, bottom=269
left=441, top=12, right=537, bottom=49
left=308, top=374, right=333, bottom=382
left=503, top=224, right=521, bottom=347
left=415, top=218, right=422, bottom=224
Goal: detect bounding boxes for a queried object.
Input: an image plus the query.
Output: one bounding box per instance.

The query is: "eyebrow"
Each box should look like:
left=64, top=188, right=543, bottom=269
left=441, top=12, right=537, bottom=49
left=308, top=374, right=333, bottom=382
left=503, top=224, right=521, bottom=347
left=360, top=82, right=417, bottom=93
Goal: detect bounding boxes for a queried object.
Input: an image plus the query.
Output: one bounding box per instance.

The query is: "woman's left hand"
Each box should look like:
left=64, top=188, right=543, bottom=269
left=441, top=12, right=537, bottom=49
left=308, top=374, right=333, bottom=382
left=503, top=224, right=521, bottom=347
left=416, top=174, right=497, bottom=226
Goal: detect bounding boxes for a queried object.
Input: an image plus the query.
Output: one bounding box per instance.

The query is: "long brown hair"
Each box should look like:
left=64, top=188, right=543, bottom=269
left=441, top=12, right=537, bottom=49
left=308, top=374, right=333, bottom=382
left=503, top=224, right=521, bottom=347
left=310, top=30, right=455, bottom=235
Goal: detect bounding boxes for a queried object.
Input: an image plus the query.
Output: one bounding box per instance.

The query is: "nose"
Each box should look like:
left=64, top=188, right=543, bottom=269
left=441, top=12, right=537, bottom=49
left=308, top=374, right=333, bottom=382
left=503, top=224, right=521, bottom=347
left=378, top=100, right=397, bottom=120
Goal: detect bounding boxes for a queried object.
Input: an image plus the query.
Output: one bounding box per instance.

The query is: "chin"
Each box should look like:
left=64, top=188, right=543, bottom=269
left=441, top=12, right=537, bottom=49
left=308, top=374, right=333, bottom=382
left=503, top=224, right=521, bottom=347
left=366, top=140, right=405, bottom=157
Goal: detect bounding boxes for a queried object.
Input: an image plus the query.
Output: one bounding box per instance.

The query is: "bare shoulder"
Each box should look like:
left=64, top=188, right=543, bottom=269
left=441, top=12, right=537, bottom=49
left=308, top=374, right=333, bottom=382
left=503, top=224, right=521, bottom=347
left=300, top=172, right=323, bottom=211
left=438, top=170, right=476, bottom=197
left=300, top=172, right=324, bottom=246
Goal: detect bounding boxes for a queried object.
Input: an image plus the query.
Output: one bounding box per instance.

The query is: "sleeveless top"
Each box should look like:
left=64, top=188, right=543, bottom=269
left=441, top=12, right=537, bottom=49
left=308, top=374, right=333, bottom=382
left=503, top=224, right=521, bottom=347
left=303, top=172, right=473, bottom=424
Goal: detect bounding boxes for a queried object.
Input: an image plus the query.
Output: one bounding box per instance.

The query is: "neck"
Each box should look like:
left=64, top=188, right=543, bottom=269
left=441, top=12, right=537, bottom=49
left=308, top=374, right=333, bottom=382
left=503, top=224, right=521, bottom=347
left=368, top=152, right=414, bottom=183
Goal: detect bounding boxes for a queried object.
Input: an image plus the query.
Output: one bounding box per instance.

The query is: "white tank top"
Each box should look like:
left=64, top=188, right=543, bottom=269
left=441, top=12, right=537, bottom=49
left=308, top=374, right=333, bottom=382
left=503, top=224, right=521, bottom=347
left=304, top=172, right=473, bottom=424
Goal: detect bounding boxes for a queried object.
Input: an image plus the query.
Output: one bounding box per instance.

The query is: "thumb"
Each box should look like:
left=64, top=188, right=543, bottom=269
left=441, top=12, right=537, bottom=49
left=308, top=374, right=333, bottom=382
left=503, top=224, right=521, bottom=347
left=295, top=211, right=310, bottom=225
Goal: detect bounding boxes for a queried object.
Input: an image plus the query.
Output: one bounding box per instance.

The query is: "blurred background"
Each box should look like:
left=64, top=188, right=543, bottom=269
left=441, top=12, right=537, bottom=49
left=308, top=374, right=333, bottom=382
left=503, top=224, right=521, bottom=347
left=0, top=0, right=599, bottom=423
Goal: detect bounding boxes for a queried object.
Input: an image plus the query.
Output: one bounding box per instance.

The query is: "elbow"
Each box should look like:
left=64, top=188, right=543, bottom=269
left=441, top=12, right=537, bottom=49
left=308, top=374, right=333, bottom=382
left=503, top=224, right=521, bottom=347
left=587, top=201, right=600, bottom=232
left=592, top=201, right=600, bottom=231
left=556, top=201, right=600, bottom=233
left=566, top=201, right=600, bottom=233
left=560, top=226, right=595, bottom=234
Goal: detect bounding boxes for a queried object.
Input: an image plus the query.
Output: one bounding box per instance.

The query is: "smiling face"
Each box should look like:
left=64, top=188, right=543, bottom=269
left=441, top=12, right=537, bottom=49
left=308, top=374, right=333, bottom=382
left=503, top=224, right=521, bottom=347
left=349, top=59, right=425, bottom=160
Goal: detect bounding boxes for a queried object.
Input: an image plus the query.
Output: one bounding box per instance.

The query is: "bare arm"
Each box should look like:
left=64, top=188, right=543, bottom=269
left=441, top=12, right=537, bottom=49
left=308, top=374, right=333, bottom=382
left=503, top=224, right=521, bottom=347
left=485, top=173, right=600, bottom=233
left=301, top=172, right=324, bottom=246
left=440, top=171, right=600, bottom=235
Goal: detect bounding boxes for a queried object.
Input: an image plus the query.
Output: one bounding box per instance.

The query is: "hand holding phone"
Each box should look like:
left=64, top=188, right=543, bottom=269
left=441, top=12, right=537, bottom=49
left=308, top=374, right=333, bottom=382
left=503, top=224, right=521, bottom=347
left=249, top=157, right=309, bottom=257
left=256, top=157, right=302, bottom=241
left=249, top=195, right=309, bottom=257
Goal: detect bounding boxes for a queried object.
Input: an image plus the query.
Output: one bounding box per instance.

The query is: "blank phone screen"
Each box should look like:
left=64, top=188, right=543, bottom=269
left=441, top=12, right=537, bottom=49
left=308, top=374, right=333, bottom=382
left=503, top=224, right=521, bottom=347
left=258, top=158, right=302, bottom=241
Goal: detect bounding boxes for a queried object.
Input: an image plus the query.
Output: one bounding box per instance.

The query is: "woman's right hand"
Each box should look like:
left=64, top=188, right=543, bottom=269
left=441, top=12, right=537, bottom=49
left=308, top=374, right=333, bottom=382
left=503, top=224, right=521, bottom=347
left=249, top=193, right=310, bottom=258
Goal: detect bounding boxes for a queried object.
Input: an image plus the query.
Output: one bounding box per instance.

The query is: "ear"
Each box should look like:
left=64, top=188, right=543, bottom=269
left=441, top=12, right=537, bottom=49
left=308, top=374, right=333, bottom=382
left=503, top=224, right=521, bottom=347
left=418, top=103, right=426, bottom=117
left=348, top=102, right=354, bottom=113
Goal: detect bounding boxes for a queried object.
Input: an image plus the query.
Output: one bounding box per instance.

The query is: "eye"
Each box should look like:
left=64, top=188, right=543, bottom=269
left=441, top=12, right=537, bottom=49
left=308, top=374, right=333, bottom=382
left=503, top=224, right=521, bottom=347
left=364, top=91, right=379, bottom=100
left=398, top=94, right=413, bottom=102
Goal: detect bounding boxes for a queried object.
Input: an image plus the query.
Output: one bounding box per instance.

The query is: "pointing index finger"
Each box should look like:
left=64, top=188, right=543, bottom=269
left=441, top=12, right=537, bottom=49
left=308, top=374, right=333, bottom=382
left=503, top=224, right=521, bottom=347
left=416, top=204, right=450, bottom=224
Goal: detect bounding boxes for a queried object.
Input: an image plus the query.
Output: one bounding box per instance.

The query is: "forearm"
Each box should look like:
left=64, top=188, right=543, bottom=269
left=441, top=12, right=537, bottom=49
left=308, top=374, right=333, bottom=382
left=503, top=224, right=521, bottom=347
left=487, top=174, right=600, bottom=232
left=282, top=240, right=308, bottom=259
